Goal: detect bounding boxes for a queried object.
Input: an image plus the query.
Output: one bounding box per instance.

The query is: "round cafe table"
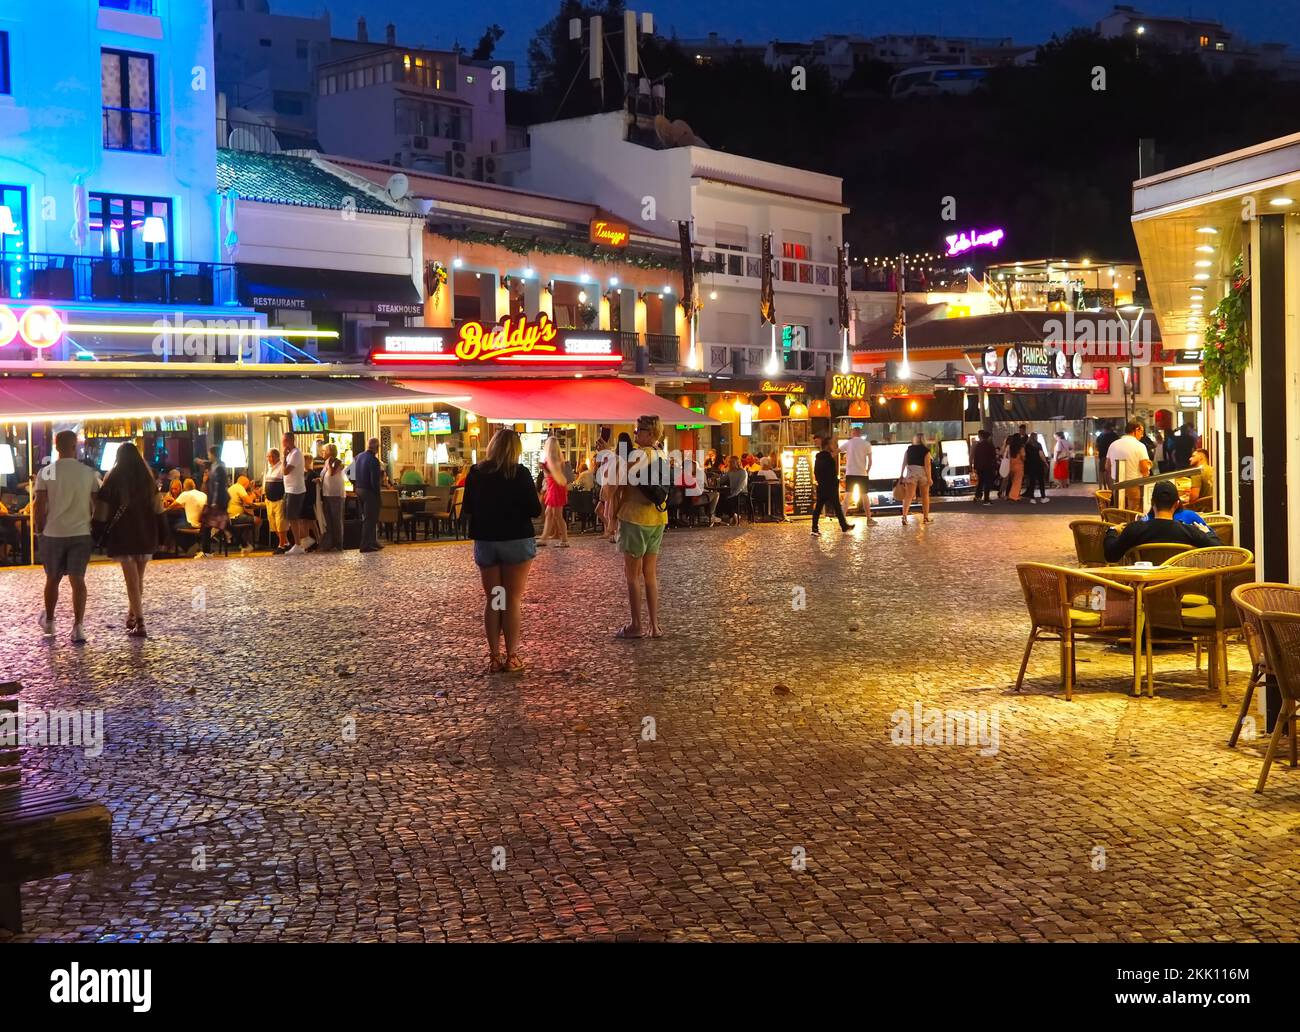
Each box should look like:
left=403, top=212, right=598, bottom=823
left=1096, top=564, right=1192, bottom=697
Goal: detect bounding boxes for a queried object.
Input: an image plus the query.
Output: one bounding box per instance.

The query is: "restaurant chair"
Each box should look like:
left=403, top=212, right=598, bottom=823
left=1069, top=519, right=1110, bottom=567
left=1167, top=549, right=1255, bottom=659
left=1100, top=507, right=1143, bottom=526
left=1123, top=542, right=1193, bottom=566
left=430, top=487, right=462, bottom=539
left=1229, top=583, right=1300, bottom=753
left=1204, top=516, right=1234, bottom=547
left=378, top=489, right=400, bottom=542
left=1142, top=564, right=1255, bottom=705
left=1014, top=563, right=1138, bottom=701
left=566, top=489, right=599, bottom=533
left=1253, top=609, right=1300, bottom=793
left=1094, top=489, right=1113, bottom=515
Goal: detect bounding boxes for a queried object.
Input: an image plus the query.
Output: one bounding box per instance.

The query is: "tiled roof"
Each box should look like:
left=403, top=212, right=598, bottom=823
left=216, top=149, right=409, bottom=216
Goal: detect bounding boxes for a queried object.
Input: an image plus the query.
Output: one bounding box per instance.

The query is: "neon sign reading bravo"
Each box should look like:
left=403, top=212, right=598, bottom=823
left=0, top=304, right=65, bottom=349
left=944, top=227, right=1005, bottom=258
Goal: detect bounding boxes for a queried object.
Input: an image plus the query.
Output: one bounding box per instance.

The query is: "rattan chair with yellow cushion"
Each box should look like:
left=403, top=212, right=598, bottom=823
left=1101, top=507, right=1144, bottom=526
left=1123, top=542, right=1193, bottom=566
left=1254, top=609, right=1300, bottom=792
left=1015, top=563, right=1137, bottom=701
left=1229, top=583, right=1300, bottom=752
left=1143, top=564, right=1255, bottom=704
left=1069, top=519, right=1110, bottom=567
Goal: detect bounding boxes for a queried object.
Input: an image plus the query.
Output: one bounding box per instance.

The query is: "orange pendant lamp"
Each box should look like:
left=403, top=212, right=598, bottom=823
left=756, top=398, right=783, bottom=420
left=848, top=399, right=871, bottom=419
left=788, top=401, right=809, bottom=419
left=708, top=397, right=736, bottom=422
left=808, top=398, right=831, bottom=418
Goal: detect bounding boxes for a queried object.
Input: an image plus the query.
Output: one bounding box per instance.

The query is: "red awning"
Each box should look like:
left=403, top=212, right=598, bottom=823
left=399, top=378, right=718, bottom=425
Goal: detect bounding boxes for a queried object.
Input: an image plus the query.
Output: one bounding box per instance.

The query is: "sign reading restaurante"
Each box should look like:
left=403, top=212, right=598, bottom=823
left=369, top=314, right=622, bottom=368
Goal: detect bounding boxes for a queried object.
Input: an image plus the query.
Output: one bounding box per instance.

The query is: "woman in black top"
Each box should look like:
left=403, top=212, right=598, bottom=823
left=898, top=433, right=934, bottom=525
left=462, top=429, right=543, bottom=675
left=98, top=442, right=160, bottom=637
left=1022, top=433, right=1048, bottom=504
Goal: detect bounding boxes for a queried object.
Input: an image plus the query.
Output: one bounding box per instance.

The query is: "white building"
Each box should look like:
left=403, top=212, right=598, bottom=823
left=522, top=111, right=846, bottom=379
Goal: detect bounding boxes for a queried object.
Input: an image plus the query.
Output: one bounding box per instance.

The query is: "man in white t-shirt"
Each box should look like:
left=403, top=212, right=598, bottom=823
left=839, top=427, right=876, bottom=524
left=33, top=429, right=99, bottom=644
left=280, top=430, right=313, bottom=554
left=174, top=479, right=207, bottom=528
left=1107, top=419, right=1152, bottom=511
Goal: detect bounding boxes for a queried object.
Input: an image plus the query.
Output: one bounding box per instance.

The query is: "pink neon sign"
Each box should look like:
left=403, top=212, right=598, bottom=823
left=0, top=305, right=65, bottom=349
left=945, top=227, right=1005, bottom=258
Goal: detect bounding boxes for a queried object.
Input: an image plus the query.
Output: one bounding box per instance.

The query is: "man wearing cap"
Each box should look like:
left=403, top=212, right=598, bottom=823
left=1102, top=480, right=1216, bottom=563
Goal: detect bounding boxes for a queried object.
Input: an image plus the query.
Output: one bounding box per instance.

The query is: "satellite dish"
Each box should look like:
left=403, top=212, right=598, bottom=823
left=386, top=172, right=410, bottom=201
left=229, top=127, right=279, bottom=154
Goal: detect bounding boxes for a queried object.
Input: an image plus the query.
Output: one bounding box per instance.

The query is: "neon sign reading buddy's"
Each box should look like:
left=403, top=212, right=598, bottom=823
left=369, top=314, right=622, bottom=366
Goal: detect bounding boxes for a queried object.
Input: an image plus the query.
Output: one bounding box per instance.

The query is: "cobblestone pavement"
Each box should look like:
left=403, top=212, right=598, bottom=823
left=2, top=508, right=1295, bottom=943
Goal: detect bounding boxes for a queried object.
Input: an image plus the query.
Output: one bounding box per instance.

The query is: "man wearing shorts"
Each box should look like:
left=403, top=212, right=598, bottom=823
left=34, top=429, right=99, bottom=644
left=839, top=426, right=876, bottom=524
left=281, top=431, right=311, bottom=555
left=615, top=415, right=668, bottom=639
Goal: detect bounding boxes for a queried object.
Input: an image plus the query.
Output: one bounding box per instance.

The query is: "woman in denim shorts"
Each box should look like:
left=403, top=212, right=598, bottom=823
left=461, top=429, right=543, bottom=674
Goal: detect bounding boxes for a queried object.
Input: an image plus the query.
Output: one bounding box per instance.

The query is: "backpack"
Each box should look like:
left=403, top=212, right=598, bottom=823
left=633, top=452, right=672, bottom=511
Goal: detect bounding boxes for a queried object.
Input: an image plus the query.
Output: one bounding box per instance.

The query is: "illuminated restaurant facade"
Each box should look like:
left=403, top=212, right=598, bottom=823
left=1132, top=130, right=1300, bottom=580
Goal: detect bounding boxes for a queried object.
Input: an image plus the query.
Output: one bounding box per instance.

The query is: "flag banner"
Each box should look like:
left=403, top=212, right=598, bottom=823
left=678, top=220, right=694, bottom=315
left=760, top=233, right=775, bottom=325
left=837, top=245, right=849, bottom=330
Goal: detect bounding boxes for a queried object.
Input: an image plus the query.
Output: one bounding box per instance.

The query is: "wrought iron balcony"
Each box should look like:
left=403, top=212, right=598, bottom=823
left=0, top=253, right=238, bottom=307
left=217, top=116, right=316, bottom=154
left=697, top=246, right=837, bottom=288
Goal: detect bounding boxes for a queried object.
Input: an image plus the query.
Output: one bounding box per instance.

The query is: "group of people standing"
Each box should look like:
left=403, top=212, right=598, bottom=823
left=970, top=425, right=1072, bottom=505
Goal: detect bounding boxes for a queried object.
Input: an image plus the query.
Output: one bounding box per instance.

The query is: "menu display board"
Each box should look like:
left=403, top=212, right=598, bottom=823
left=788, top=449, right=815, bottom=516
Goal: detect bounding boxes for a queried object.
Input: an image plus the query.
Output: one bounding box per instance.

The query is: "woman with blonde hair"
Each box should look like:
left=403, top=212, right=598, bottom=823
left=462, top=428, right=542, bottom=674
left=898, top=432, right=934, bottom=525
left=537, top=434, right=569, bottom=547
left=613, top=415, right=668, bottom=638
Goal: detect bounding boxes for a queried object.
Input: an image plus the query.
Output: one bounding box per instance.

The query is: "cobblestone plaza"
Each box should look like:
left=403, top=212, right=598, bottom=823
left=1, top=507, right=1292, bottom=943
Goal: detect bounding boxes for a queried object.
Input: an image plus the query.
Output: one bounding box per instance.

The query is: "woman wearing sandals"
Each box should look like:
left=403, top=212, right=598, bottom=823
left=898, top=432, right=935, bottom=525
left=462, top=428, right=541, bottom=675
left=613, top=415, right=668, bottom=640
left=97, top=442, right=161, bottom=637
left=537, top=435, right=570, bottom=547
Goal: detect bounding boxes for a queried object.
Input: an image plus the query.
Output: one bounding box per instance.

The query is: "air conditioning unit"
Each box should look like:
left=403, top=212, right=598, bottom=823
left=473, top=155, right=498, bottom=183
left=447, top=147, right=468, bottom=178
left=451, top=140, right=467, bottom=152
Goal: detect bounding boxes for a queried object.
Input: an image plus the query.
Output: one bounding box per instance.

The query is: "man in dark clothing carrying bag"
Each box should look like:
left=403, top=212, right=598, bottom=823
left=811, top=436, right=853, bottom=537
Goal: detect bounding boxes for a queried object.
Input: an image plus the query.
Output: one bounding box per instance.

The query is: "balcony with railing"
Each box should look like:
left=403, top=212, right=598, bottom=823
left=102, top=107, right=160, bottom=153
left=217, top=116, right=317, bottom=155
left=1, top=253, right=239, bottom=307
left=611, top=330, right=683, bottom=366
left=697, top=247, right=838, bottom=290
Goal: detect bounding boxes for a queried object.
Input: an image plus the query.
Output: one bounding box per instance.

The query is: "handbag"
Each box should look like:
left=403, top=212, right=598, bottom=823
left=998, top=456, right=1011, bottom=479
left=891, top=480, right=906, bottom=502
left=92, top=500, right=127, bottom=548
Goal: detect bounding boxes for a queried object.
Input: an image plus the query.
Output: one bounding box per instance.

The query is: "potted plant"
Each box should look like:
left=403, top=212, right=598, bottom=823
left=1202, top=255, right=1250, bottom=401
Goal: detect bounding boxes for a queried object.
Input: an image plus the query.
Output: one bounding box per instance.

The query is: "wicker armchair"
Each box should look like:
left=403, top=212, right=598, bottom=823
left=1204, top=515, right=1234, bottom=547
left=1101, top=507, right=1144, bottom=526
left=1069, top=519, right=1109, bottom=567
left=1143, top=564, right=1256, bottom=704
left=1254, top=610, right=1300, bottom=792
left=1163, top=546, right=1253, bottom=569
left=1015, top=563, right=1137, bottom=701
left=1094, top=489, right=1113, bottom=515
left=1123, top=542, right=1193, bottom=566
left=1229, top=583, right=1300, bottom=753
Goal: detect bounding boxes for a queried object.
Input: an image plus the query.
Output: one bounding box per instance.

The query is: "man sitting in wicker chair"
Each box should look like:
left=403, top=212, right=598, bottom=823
left=1103, top=481, right=1217, bottom=563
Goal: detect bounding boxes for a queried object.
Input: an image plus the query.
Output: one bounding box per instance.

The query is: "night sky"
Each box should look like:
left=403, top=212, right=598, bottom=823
left=272, top=0, right=1300, bottom=73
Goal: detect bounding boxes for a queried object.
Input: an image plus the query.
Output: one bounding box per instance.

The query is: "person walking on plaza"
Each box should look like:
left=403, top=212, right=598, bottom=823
left=281, top=431, right=312, bottom=555
left=1095, top=422, right=1120, bottom=493
left=33, top=429, right=98, bottom=644
left=353, top=437, right=383, bottom=553
left=1023, top=432, right=1049, bottom=504
left=1106, top=420, right=1152, bottom=512
left=898, top=432, right=934, bottom=525
left=615, top=415, right=668, bottom=639
left=262, top=448, right=289, bottom=554
left=318, top=443, right=346, bottom=552
left=839, top=426, right=876, bottom=524
left=197, top=445, right=229, bottom=559
left=972, top=429, right=998, bottom=506
left=537, top=436, right=569, bottom=547
left=1051, top=431, right=1073, bottom=488
left=811, top=435, right=852, bottom=536
left=97, top=442, right=160, bottom=637
left=462, top=428, right=541, bottom=674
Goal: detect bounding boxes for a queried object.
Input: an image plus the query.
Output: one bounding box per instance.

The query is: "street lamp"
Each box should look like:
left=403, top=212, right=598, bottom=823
left=1119, top=304, right=1144, bottom=423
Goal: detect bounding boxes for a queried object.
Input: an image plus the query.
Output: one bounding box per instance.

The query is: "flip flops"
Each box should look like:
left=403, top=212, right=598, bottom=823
left=614, top=625, right=644, bottom=640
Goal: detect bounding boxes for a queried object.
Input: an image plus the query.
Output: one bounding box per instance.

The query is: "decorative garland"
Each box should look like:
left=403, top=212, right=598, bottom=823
left=427, top=228, right=706, bottom=272
left=1202, top=254, right=1250, bottom=398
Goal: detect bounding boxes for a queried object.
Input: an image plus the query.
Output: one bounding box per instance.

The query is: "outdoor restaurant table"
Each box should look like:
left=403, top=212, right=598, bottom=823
left=1094, top=564, right=1190, bottom=697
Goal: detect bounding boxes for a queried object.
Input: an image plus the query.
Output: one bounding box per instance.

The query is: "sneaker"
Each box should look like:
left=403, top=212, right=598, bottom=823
left=286, top=544, right=304, bottom=555
left=70, top=623, right=86, bottom=645
left=299, top=537, right=316, bottom=550
left=359, top=545, right=379, bottom=553
left=38, top=611, right=54, bottom=636
left=193, top=552, right=209, bottom=559
left=272, top=546, right=287, bottom=555
left=841, top=522, right=854, bottom=531
left=810, top=529, right=821, bottom=537
left=240, top=545, right=254, bottom=555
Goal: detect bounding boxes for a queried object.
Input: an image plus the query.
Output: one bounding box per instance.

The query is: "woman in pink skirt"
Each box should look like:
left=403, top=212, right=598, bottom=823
left=538, top=436, right=570, bottom=547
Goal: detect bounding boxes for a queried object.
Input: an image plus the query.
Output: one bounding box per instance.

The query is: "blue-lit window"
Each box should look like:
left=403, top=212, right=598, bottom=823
left=101, top=49, right=159, bottom=153
left=88, top=193, right=172, bottom=263
left=0, top=32, right=10, bottom=95
left=99, top=1, right=158, bottom=13
left=0, top=186, right=27, bottom=299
